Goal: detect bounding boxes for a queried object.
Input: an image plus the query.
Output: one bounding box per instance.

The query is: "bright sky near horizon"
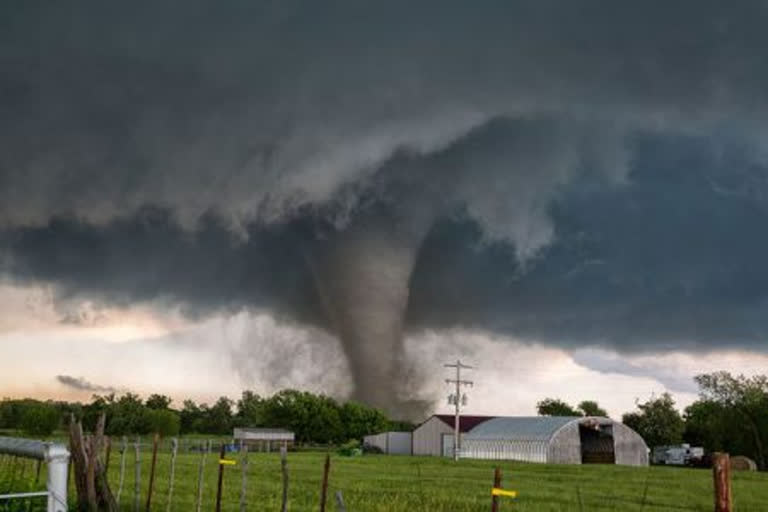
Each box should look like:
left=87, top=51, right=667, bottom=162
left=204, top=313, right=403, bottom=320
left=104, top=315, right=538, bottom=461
left=3, top=282, right=765, bottom=420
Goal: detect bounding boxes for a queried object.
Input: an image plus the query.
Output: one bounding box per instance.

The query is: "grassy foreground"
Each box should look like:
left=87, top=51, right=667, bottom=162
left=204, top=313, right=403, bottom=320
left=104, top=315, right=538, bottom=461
left=3, top=447, right=768, bottom=511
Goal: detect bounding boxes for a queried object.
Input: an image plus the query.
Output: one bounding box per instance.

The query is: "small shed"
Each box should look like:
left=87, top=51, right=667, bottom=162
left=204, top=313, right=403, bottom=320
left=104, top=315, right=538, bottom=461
left=412, top=415, right=495, bottom=456
left=233, top=428, right=295, bottom=452
left=363, top=431, right=412, bottom=455
left=462, top=416, right=648, bottom=466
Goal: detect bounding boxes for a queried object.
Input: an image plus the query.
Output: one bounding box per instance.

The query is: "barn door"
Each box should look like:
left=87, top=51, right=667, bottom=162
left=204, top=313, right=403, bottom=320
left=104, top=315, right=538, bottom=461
left=580, top=424, right=616, bottom=464
left=441, top=434, right=454, bottom=457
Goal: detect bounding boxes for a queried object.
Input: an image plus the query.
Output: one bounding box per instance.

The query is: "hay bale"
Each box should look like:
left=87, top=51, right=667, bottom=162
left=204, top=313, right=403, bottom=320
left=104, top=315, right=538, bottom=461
left=730, top=455, right=757, bottom=471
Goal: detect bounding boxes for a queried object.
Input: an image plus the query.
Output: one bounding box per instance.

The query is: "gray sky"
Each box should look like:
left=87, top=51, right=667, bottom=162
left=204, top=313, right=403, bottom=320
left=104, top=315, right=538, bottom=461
left=2, top=1, right=768, bottom=415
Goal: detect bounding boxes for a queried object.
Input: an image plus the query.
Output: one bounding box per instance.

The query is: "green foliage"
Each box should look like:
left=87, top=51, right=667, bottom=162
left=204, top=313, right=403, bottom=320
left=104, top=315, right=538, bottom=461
left=19, top=400, right=60, bottom=437
left=387, top=419, right=416, bottom=432
left=536, top=398, right=581, bottom=416
left=180, top=399, right=204, bottom=434
left=621, top=393, right=684, bottom=449
left=145, top=393, right=173, bottom=410
left=336, top=439, right=362, bottom=456
left=143, top=408, right=181, bottom=436
left=202, top=397, right=235, bottom=435
left=339, top=401, right=389, bottom=440
left=693, top=371, right=768, bottom=469
left=578, top=400, right=608, bottom=417
left=235, top=390, right=265, bottom=427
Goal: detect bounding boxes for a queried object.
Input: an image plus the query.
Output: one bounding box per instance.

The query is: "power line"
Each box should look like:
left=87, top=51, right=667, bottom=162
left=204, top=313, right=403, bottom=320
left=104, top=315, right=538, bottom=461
left=444, top=360, right=473, bottom=461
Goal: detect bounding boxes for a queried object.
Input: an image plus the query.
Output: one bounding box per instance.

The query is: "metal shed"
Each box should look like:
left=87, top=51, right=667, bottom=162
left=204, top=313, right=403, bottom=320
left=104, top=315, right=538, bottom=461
left=412, top=415, right=495, bottom=456
left=233, top=428, right=295, bottom=451
left=462, top=416, right=648, bottom=466
left=363, top=431, right=412, bottom=455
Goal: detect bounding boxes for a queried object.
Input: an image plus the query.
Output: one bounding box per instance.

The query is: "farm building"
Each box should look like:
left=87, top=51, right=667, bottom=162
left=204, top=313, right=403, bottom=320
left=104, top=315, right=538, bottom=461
left=363, top=431, right=412, bottom=455
left=412, top=415, right=494, bottom=456
left=233, top=428, right=295, bottom=451
left=462, top=416, right=648, bottom=466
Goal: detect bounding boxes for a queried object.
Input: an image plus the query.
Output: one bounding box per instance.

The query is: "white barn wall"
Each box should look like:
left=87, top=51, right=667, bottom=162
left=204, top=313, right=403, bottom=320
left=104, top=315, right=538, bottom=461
left=387, top=432, right=412, bottom=455
left=363, top=433, right=388, bottom=453
left=412, top=416, right=454, bottom=456
left=363, top=432, right=413, bottom=455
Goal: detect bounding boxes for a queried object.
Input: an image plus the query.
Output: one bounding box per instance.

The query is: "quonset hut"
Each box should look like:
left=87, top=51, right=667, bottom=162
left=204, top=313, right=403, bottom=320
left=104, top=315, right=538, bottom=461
left=462, top=416, right=648, bottom=466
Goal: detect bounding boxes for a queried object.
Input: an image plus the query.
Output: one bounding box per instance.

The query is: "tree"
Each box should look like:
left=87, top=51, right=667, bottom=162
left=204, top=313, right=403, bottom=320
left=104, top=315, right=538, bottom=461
left=694, top=371, right=768, bottom=469
left=339, top=401, right=389, bottom=440
left=180, top=399, right=204, bottom=434
left=578, top=400, right=608, bottom=417
left=204, top=397, right=235, bottom=435
left=536, top=398, right=581, bottom=416
left=20, top=401, right=60, bottom=437
left=143, top=409, right=181, bottom=436
left=621, top=393, right=684, bottom=449
left=145, top=394, right=172, bottom=410
left=262, top=390, right=344, bottom=444
left=236, top=391, right=265, bottom=427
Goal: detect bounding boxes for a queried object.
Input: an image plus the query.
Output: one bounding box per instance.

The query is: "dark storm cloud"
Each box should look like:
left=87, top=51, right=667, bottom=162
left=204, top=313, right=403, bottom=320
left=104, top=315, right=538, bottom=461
left=56, top=375, right=121, bottom=394
left=4, top=1, right=768, bottom=405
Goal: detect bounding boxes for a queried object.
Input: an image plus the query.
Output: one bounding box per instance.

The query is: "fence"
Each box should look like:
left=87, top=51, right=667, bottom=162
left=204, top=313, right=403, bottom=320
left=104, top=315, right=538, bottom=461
left=0, top=437, right=69, bottom=512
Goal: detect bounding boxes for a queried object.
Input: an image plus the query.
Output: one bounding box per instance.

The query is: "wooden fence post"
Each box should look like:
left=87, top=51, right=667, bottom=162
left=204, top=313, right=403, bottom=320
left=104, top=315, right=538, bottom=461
left=195, top=440, right=210, bottom=512
left=166, top=438, right=178, bottom=512
left=713, top=452, right=732, bottom=512
left=280, top=444, right=289, bottom=512
left=320, top=454, right=330, bottom=512
left=215, top=442, right=226, bottom=512
left=145, top=433, right=160, bottom=511
left=491, top=467, right=501, bottom=512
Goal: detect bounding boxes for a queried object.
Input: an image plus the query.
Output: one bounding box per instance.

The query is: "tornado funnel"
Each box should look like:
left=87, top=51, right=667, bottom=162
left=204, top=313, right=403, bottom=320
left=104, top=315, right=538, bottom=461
left=307, top=216, right=426, bottom=412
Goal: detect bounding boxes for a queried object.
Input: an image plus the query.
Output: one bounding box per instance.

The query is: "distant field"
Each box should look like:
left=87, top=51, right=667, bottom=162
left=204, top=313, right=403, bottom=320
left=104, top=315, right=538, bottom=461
left=3, top=441, right=768, bottom=511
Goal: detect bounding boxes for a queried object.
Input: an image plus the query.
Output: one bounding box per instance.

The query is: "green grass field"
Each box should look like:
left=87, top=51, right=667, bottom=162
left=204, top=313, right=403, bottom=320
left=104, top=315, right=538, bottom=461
left=3, top=442, right=768, bottom=511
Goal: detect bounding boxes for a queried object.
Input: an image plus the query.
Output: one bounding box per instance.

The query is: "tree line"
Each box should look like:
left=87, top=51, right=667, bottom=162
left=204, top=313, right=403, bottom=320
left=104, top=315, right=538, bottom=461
left=0, top=389, right=412, bottom=445
left=3, top=370, right=766, bottom=469
left=536, top=371, right=768, bottom=470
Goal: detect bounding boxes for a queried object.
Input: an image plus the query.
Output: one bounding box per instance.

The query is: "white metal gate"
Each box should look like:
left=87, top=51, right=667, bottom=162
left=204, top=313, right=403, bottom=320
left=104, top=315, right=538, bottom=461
left=0, top=437, right=69, bottom=512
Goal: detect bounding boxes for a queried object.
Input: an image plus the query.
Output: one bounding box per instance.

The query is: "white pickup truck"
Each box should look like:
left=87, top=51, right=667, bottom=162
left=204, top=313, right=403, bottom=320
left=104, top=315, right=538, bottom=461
left=651, top=443, right=705, bottom=465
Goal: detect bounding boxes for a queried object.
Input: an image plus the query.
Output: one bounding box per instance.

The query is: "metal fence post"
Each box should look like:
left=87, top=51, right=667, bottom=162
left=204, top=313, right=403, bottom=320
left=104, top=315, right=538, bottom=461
left=44, top=443, right=70, bottom=512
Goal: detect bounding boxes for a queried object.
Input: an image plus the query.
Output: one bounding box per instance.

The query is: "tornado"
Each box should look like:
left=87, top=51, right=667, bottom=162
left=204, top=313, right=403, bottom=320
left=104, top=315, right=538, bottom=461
left=306, top=213, right=429, bottom=412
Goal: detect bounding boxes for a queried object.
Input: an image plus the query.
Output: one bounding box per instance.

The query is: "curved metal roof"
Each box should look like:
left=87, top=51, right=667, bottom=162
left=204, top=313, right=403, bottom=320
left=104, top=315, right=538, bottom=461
left=464, top=416, right=583, bottom=441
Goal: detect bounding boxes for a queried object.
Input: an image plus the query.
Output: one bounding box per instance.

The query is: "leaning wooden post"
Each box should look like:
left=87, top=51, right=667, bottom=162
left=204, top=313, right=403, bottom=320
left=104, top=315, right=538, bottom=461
left=320, top=454, right=331, bottom=512
left=194, top=440, right=210, bottom=512
left=280, top=443, right=289, bottom=512
left=165, top=438, right=178, bottom=512
left=491, top=467, right=501, bottom=512
left=215, top=442, right=226, bottom=512
left=239, top=441, right=248, bottom=512
left=134, top=438, right=141, bottom=512
left=713, top=453, right=732, bottom=512
left=145, top=433, right=160, bottom=511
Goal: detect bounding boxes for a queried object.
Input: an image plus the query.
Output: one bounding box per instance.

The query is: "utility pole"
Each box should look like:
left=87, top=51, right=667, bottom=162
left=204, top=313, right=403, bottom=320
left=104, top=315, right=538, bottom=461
left=445, top=360, right=473, bottom=461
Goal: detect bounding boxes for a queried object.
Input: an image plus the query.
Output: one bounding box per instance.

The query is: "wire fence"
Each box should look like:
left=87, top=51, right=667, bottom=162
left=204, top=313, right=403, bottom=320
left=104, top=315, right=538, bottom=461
left=0, top=454, right=47, bottom=511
